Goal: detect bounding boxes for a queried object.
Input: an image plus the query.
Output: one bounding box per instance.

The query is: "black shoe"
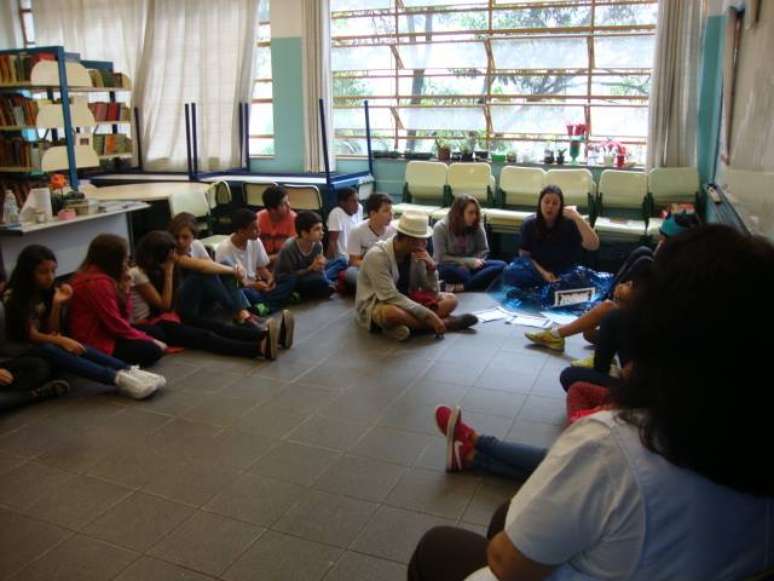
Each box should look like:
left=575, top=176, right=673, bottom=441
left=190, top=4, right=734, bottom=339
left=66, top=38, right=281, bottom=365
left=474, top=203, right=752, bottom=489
left=445, top=313, right=478, bottom=332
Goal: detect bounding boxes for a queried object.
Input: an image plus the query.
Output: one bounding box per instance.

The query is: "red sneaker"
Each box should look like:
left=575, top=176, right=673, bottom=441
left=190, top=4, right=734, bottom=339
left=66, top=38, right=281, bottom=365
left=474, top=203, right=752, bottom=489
left=448, top=435, right=474, bottom=472
left=434, top=405, right=474, bottom=442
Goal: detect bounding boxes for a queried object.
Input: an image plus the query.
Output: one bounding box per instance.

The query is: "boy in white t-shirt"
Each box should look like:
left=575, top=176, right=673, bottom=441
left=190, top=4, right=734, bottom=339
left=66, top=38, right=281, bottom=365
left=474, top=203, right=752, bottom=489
left=343, top=193, right=395, bottom=288
left=215, top=208, right=294, bottom=314
left=325, top=187, right=362, bottom=283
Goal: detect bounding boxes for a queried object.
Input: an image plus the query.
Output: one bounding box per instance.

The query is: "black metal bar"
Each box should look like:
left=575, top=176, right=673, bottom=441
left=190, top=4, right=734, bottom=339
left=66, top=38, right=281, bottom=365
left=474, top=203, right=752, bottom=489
left=364, top=99, right=374, bottom=176
left=238, top=102, right=244, bottom=168
left=134, top=106, right=143, bottom=170
left=244, top=102, right=250, bottom=170
left=191, top=102, right=199, bottom=177
left=184, top=103, right=193, bottom=180
left=319, top=98, right=332, bottom=187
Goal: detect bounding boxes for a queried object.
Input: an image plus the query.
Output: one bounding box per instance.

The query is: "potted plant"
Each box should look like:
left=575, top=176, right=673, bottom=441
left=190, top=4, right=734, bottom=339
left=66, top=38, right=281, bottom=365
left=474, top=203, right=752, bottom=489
left=461, top=145, right=474, bottom=162
left=436, top=139, right=451, bottom=162
left=506, top=150, right=517, bottom=164
left=556, top=148, right=566, bottom=165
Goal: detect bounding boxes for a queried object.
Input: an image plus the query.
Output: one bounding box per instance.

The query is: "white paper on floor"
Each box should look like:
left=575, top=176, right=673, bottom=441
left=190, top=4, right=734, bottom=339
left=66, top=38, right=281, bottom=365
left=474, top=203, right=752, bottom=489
left=507, top=314, right=552, bottom=328
left=473, top=308, right=510, bottom=323
left=540, top=311, right=579, bottom=326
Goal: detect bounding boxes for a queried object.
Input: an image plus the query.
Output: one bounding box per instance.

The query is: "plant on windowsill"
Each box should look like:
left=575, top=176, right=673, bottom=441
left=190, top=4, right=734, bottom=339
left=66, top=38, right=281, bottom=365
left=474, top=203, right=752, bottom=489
left=461, top=145, right=474, bottom=162
left=435, top=139, right=451, bottom=162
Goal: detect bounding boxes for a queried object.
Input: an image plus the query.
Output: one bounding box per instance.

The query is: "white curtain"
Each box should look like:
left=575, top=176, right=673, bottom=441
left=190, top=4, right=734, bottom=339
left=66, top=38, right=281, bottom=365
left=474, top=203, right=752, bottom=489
left=302, top=0, right=335, bottom=173
left=31, top=0, right=148, bottom=88
left=0, top=0, right=24, bottom=49
left=646, top=0, right=703, bottom=169
left=32, top=0, right=258, bottom=172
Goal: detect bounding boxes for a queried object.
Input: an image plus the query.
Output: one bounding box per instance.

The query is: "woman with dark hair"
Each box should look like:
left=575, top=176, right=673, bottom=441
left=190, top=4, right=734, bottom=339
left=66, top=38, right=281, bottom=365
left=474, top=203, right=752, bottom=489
left=167, top=212, right=261, bottom=325
left=128, top=230, right=288, bottom=360
left=4, top=244, right=164, bottom=400
left=432, top=194, right=506, bottom=292
left=69, top=234, right=165, bottom=368
left=503, top=185, right=599, bottom=289
left=409, top=225, right=774, bottom=580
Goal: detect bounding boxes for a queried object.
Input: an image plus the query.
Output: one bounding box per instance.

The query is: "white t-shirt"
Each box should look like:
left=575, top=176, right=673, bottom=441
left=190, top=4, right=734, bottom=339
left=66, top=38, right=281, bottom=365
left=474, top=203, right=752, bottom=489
left=346, top=218, right=395, bottom=259
left=467, top=411, right=774, bottom=581
left=128, top=266, right=152, bottom=324
left=327, top=204, right=363, bottom=259
left=187, top=239, right=210, bottom=259
left=214, top=236, right=269, bottom=282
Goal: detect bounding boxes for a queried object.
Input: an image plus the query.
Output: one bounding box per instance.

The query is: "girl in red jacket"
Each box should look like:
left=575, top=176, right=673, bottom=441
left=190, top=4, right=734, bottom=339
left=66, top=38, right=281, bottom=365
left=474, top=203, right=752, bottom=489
left=69, top=234, right=166, bottom=368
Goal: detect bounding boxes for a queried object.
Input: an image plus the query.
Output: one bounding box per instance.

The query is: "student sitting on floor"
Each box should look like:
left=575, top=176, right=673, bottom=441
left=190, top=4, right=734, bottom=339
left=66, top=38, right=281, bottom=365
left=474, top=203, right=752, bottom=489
left=69, top=234, right=166, bottom=369
left=0, top=352, right=69, bottom=413
left=409, top=224, right=774, bottom=581
left=526, top=211, right=701, bottom=355
left=355, top=212, right=478, bottom=342
left=5, top=244, right=164, bottom=399
left=274, top=211, right=336, bottom=300
left=432, top=381, right=611, bottom=478
left=432, top=194, right=506, bottom=292
left=502, top=185, right=600, bottom=289
left=256, top=185, right=297, bottom=266
left=343, top=192, right=395, bottom=290
left=215, top=208, right=295, bottom=315
left=130, top=231, right=292, bottom=361
left=325, top=187, right=362, bottom=282
left=168, top=212, right=259, bottom=326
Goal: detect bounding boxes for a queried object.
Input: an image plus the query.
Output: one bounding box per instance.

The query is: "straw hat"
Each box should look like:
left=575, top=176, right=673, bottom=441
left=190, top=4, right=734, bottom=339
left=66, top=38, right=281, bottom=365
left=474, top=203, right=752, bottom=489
left=395, top=211, right=433, bottom=238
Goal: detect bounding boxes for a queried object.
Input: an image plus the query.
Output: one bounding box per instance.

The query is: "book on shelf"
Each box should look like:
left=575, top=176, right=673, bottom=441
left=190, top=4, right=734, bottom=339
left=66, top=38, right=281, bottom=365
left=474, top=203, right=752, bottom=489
left=0, top=95, right=40, bottom=127
left=88, top=101, right=129, bottom=122
left=0, top=52, right=56, bottom=85
left=87, top=69, right=130, bottom=89
left=0, top=137, right=46, bottom=168
left=92, top=133, right=132, bottom=156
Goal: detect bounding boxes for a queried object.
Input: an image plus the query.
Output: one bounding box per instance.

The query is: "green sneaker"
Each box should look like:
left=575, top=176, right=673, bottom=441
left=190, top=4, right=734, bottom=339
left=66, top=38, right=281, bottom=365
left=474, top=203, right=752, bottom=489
left=525, top=329, right=565, bottom=352
left=571, top=355, right=595, bottom=368
left=251, top=303, right=270, bottom=317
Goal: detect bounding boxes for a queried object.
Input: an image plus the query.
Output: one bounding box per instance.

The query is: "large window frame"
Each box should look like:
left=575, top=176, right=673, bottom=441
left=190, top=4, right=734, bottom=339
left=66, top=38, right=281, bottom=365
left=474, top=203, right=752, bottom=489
left=331, top=0, right=657, bottom=163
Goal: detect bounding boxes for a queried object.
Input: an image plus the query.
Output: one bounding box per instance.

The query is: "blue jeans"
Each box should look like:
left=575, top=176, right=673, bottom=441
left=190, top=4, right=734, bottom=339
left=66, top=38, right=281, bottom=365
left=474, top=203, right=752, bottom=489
left=293, top=273, right=335, bottom=300
left=241, top=276, right=296, bottom=312
left=178, top=272, right=248, bottom=320
left=470, top=435, right=547, bottom=481
left=343, top=266, right=359, bottom=289
left=324, top=257, right=348, bottom=282
left=438, top=260, right=506, bottom=291
left=35, top=343, right=128, bottom=385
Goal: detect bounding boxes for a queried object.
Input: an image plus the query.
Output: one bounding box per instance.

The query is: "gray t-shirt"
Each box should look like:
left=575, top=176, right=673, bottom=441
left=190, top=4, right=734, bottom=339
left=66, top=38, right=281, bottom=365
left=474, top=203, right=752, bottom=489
left=274, top=238, right=323, bottom=281
left=347, top=219, right=396, bottom=259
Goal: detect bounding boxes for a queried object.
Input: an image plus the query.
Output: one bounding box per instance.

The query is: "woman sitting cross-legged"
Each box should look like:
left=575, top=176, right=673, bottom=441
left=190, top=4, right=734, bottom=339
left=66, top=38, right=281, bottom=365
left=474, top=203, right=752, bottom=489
left=4, top=244, right=165, bottom=400
left=409, top=224, right=774, bottom=581
left=432, top=194, right=506, bottom=292
left=502, top=185, right=600, bottom=290
left=129, top=231, right=294, bottom=361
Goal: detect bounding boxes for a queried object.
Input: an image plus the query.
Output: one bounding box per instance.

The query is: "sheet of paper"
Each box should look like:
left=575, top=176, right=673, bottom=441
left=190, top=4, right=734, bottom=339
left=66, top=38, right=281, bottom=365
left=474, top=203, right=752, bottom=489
left=473, top=308, right=509, bottom=323
left=508, top=315, right=551, bottom=328
left=540, top=311, right=579, bottom=326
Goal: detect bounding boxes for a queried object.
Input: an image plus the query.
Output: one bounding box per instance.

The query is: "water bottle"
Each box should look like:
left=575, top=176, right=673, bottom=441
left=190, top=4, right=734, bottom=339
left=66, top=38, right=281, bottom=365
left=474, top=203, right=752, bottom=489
left=3, top=190, right=19, bottom=225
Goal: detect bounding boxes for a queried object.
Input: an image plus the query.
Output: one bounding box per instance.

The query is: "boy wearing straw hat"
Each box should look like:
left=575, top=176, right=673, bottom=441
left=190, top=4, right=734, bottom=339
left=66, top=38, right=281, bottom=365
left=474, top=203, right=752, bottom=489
left=355, top=212, right=478, bottom=342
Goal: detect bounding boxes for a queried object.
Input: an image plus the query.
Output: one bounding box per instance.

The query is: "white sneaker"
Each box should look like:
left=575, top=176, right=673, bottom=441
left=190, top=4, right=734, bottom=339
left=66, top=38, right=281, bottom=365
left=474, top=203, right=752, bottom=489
left=115, top=370, right=159, bottom=400
left=130, top=365, right=167, bottom=388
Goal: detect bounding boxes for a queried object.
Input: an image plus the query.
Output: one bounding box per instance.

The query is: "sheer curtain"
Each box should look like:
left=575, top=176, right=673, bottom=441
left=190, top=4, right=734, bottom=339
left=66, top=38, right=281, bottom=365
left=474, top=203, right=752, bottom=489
left=646, top=0, right=703, bottom=169
left=302, top=0, right=335, bottom=173
left=32, top=0, right=258, bottom=172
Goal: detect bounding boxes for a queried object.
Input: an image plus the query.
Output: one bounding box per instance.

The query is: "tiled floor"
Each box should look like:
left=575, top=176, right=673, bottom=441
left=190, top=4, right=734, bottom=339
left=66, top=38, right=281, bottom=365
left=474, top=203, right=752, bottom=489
left=0, top=293, right=593, bottom=580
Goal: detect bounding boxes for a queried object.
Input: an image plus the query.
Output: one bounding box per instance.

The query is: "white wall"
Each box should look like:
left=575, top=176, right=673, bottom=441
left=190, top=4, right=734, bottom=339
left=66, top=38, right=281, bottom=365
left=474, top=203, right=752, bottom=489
left=0, top=0, right=23, bottom=49
left=270, top=0, right=303, bottom=38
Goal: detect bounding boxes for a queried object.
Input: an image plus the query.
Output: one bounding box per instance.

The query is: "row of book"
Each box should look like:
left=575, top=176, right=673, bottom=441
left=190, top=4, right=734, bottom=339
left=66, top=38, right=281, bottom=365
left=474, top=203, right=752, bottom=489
left=0, top=177, right=46, bottom=210
left=0, top=52, right=56, bottom=85
left=0, top=138, right=45, bottom=169
left=93, top=134, right=132, bottom=156
left=0, top=96, right=40, bottom=128
left=88, top=102, right=131, bottom=123
left=88, top=69, right=130, bottom=89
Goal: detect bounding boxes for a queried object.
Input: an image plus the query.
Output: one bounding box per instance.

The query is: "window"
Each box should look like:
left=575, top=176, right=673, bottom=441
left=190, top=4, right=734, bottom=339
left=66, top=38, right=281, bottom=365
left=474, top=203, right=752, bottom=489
left=250, top=0, right=274, bottom=157
left=331, top=0, right=656, bottom=164
left=18, top=0, right=35, bottom=47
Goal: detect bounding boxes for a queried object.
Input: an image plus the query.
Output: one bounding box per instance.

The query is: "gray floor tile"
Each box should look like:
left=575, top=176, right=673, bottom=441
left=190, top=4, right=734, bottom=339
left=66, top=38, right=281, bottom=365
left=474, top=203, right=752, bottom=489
left=324, top=552, right=406, bottom=581
left=204, top=473, right=304, bottom=527
left=251, top=441, right=340, bottom=486
left=0, top=508, right=70, bottom=579
left=25, top=474, right=132, bottom=530
left=141, top=459, right=241, bottom=507
left=286, top=415, right=371, bottom=451
left=265, top=384, right=338, bottom=415
left=0, top=461, right=74, bottom=512
left=350, top=427, right=432, bottom=466
left=223, top=531, right=341, bottom=581
left=350, top=505, right=454, bottom=563
left=114, top=556, right=217, bottom=581
left=396, top=380, right=469, bottom=408
left=384, top=468, right=480, bottom=520
left=273, top=490, right=377, bottom=548
left=176, top=369, right=245, bottom=394
left=419, top=360, right=488, bottom=386
left=459, top=389, right=527, bottom=419
left=517, top=394, right=568, bottom=425
left=11, top=534, right=138, bottom=581
left=181, top=395, right=260, bottom=428
left=234, top=402, right=308, bottom=438
left=314, top=455, right=406, bottom=502
left=83, top=491, right=195, bottom=553
left=148, top=511, right=263, bottom=577
left=378, top=401, right=440, bottom=435
left=462, top=479, right=521, bottom=526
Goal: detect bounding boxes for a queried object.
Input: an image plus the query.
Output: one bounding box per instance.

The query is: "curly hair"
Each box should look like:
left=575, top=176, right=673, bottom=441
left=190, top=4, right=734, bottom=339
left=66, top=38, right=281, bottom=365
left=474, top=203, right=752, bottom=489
left=610, top=225, right=774, bottom=496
